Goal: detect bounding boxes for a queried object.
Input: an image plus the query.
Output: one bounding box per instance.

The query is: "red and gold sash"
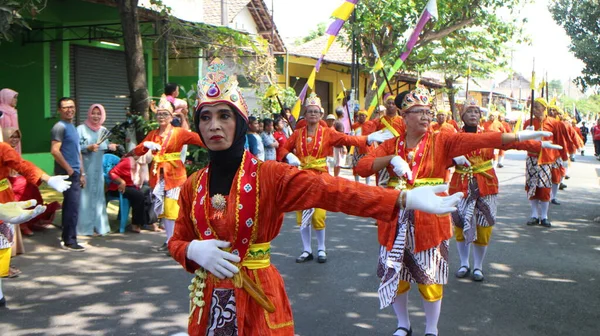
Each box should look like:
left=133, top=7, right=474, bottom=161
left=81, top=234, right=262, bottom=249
left=300, top=125, right=324, bottom=158
left=192, top=150, right=260, bottom=261
left=395, top=132, right=430, bottom=185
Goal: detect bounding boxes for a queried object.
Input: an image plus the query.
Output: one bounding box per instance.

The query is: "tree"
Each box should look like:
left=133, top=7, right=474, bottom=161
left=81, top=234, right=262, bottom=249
left=550, top=0, right=600, bottom=92
left=296, top=22, right=327, bottom=45
left=117, top=0, right=150, bottom=120
left=0, top=0, right=44, bottom=42
left=346, top=0, right=523, bottom=109
left=548, top=79, right=563, bottom=97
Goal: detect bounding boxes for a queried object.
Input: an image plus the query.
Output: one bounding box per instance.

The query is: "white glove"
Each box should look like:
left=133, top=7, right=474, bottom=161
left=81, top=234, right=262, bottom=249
left=47, top=175, right=72, bottom=192
left=0, top=200, right=46, bottom=225
left=390, top=156, right=412, bottom=180
left=525, top=126, right=534, bottom=131
left=143, top=141, right=162, bottom=151
left=405, top=184, right=463, bottom=214
left=285, top=153, right=301, bottom=167
left=541, top=141, right=563, bottom=150
left=367, top=130, right=395, bottom=145
left=517, top=130, right=552, bottom=141
left=453, top=155, right=471, bottom=167
left=186, top=239, right=241, bottom=280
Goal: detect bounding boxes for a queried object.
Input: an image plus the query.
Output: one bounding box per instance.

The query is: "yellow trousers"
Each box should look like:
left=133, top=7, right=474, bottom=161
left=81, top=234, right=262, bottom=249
left=296, top=208, right=327, bottom=230
left=396, top=281, right=443, bottom=302
left=454, top=226, right=493, bottom=246
left=0, top=247, right=11, bottom=278
left=158, top=197, right=180, bottom=221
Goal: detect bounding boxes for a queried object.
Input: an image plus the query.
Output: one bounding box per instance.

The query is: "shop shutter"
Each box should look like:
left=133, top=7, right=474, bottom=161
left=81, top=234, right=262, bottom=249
left=71, top=45, right=130, bottom=128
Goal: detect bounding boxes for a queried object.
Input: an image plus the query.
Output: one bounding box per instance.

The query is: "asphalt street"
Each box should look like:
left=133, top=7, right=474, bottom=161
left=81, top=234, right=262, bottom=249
left=0, top=142, right=599, bottom=336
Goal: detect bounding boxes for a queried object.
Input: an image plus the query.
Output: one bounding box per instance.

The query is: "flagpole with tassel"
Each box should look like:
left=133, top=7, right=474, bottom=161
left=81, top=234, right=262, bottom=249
left=529, top=58, right=535, bottom=128
left=372, top=43, right=394, bottom=95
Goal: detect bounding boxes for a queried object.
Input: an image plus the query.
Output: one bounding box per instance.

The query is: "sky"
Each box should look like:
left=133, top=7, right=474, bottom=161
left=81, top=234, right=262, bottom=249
left=266, top=0, right=584, bottom=85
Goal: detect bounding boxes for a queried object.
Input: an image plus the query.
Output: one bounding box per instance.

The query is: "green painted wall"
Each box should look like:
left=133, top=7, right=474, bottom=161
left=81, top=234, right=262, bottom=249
left=21, top=153, right=55, bottom=175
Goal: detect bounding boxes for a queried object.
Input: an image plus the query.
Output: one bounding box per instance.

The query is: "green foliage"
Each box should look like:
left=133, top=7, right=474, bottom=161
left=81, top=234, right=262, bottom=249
left=560, top=94, right=600, bottom=120
left=550, top=0, right=600, bottom=92
left=548, top=79, right=563, bottom=97
left=253, top=86, right=298, bottom=119
left=0, top=0, right=44, bottom=42
left=296, top=22, right=327, bottom=45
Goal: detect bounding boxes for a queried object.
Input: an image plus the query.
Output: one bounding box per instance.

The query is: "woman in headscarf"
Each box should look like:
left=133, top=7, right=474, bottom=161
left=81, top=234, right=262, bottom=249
left=355, top=87, right=555, bottom=336
left=134, top=96, right=204, bottom=252
left=76, top=104, right=117, bottom=236
left=168, top=58, right=464, bottom=336
left=0, top=89, right=20, bottom=153
left=3, top=127, right=61, bottom=237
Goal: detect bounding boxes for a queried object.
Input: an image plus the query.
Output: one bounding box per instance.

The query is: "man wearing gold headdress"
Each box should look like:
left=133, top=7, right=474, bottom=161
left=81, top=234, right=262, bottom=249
left=134, top=97, right=204, bottom=252
left=355, top=86, right=552, bottom=336
left=430, top=110, right=457, bottom=134
left=281, top=93, right=394, bottom=263
left=450, top=104, right=561, bottom=283
left=523, top=98, right=570, bottom=226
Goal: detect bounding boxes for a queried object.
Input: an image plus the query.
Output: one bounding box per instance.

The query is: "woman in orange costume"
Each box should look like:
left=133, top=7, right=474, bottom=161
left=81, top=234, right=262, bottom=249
left=280, top=93, right=393, bottom=264
left=355, top=87, right=552, bottom=336
left=134, top=98, right=204, bottom=251
left=449, top=104, right=561, bottom=283
left=523, top=98, right=570, bottom=227
left=168, top=59, right=463, bottom=336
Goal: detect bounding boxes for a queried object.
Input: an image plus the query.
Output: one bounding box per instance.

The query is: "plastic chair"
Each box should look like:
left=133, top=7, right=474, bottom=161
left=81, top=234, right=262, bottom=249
left=102, top=153, right=131, bottom=233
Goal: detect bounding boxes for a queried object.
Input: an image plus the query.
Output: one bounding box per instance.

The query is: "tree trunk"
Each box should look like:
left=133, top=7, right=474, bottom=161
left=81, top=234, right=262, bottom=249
left=445, top=77, right=457, bottom=121
left=117, top=0, right=149, bottom=122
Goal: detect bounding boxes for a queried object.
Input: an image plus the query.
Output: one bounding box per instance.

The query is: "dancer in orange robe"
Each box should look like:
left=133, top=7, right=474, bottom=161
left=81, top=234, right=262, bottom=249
left=280, top=92, right=393, bottom=263
left=351, top=110, right=377, bottom=184
left=496, top=114, right=513, bottom=168
left=134, top=97, right=204, bottom=251
left=430, top=110, right=457, bottom=134
left=355, top=87, right=552, bottom=336
left=449, top=104, right=561, bottom=283
left=168, top=58, right=463, bottom=336
left=523, top=98, right=570, bottom=226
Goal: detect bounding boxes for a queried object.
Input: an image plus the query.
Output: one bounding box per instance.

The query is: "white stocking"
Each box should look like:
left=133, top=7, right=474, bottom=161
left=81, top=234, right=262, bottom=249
left=551, top=184, right=559, bottom=200
left=392, top=291, right=410, bottom=334
left=315, top=229, right=326, bottom=252
left=423, top=298, right=442, bottom=335
left=456, top=241, right=470, bottom=268
left=539, top=201, right=550, bottom=220
left=365, top=176, right=371, bottom=185
left=529, top=200, right=539, bottom=218
left=473, top=244, right=488, bottom=271
left=300, top=226, right=312, bottom=253
left=354, top=175, right=360, bottom=182
left=163, top=219, right=175, bottom=243
left=498, top=156, right=505, bottom=164
left=0, top=278, right=3, bottom=299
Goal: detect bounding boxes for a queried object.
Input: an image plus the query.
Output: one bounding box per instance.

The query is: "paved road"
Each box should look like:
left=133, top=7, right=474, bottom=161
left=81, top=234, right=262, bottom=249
left=1, top=143, right=599, bottom=336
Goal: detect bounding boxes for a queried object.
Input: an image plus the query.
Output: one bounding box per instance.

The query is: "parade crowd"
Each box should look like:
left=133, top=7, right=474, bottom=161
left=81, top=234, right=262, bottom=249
left=0, top=58, right=591, bottom=336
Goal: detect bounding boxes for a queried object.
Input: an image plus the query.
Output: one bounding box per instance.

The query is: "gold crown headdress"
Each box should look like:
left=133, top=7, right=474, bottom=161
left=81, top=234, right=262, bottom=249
left=400, top=85, right=434, bottom=111
left=304, top=92, right=322, bottom=108
left=197, top=58, right=248, bottom=120
left=157, top=94, right=174, bottom=114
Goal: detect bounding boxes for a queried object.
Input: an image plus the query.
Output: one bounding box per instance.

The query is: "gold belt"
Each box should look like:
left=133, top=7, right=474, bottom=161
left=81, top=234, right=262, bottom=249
left=240, top=242, right=271, bottom=269
left=388, top=177, right=444, bottom=190
left=301, top=157, right=328, bottom=171
left=155, top=152, right=181, bottom=163
left=0, top=178, right=10, bottom=192
left=455, top=160, right=494, bottom=179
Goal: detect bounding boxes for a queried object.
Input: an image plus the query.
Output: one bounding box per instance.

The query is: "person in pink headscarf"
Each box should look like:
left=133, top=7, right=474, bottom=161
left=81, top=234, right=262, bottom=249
left=76, top=104, right=118, bottom=236
left=0, top=89, right=20, bottom=153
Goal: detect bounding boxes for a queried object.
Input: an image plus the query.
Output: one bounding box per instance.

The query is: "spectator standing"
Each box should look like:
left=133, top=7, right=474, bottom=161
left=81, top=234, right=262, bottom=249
left=50, top=97, right=86, bottom=251
left=592, top=119, right=600, bottom=158
left=0, top=89, right=20, bottom=153
left=580, top=121, right=589, bottom=156
left=260, top=118, right=278, bottom=161
left=76, top=104, right=117, bottom=236
left=246, top=116, right=264, bottom=160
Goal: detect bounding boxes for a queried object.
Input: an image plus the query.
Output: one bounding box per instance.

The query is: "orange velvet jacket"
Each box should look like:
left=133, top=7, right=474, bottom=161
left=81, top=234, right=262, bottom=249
left=0, top=143, right=43, bottom=205
left=355, top=131, right=504, bottom=253
left=564, top=122, right=584, bottom=154
left=351, top=121, right=376, bottom=155
left=430, top=122, right=458, bottom=134
left=482, top=120, right=505, bottom=133
left=134, top=126, right=203, bottom=190
left=281, top=125, right=368, bottom=172
left=169, top=161, right=401, bottom=336
left=524, top=117, right=569, bottom=164
left=447, top=119, right=461, bottom=132
left=364, top=115, right=406, bottom=135
left=501, top=121, right=512, bottom=133
left=448, top=129, right=542, bottom=197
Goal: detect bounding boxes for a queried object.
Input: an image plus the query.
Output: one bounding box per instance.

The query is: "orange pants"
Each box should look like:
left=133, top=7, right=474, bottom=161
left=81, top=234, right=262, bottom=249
left=526, top=186, right=551, bottom=202
left=551, top=167, right=565, bottom=184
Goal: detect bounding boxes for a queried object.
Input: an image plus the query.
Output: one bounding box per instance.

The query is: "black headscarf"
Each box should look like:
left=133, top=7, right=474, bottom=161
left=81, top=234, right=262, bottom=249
left=195, top=106, right=248, bottom=197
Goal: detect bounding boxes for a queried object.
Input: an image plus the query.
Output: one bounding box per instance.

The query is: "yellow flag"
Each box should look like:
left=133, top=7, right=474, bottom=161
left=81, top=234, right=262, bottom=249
left=264, top=85, right=278, bottom=98
left=373, top=58, right=384, bottom=72
left=366, top=105, right=376, bottom=119
left=538, top=79, right=546, bottom=91
left=530, top=71, right=536, bottom=90
left=307, top=69, right=317, bottom=89
left=336, top=90, right=345, bottom=101
left=291, top=99, right=302, bottom=120
left=322, top=35, right=336, bottom=55
left=331, top=2, right=354, bottom=21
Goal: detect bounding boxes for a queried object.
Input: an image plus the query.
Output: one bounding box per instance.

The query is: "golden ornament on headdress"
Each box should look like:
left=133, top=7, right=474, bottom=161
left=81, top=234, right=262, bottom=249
left=400, top=85, right=434, bottom=111
left=197, top=58, right=249, bottom=120
left=157, top=94, right=174, bottom=114
left=304, top=92, right=322, bottom=108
